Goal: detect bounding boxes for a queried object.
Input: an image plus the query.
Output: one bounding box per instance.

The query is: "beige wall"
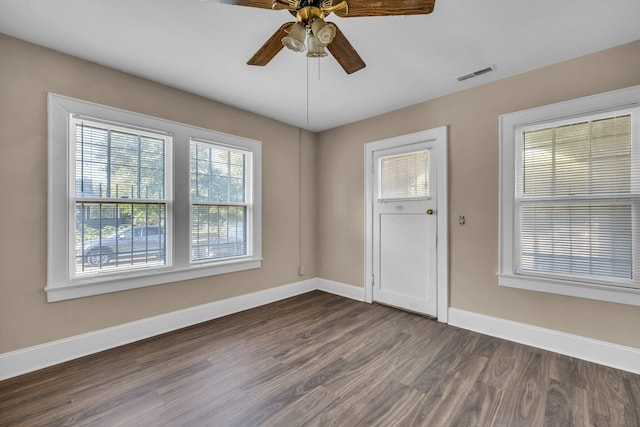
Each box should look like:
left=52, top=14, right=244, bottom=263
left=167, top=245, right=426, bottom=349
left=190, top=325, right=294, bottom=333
left=2, top=31, right=639, bottom=356
left=317, top=40, right=640, bottom=349
left=0, top=34, right=317, bottom=353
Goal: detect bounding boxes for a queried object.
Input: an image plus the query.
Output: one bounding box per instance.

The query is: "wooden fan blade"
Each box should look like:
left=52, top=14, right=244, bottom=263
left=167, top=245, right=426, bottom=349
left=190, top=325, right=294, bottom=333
left=335, top=0, right=435, bottom=17
left=247, top=22, right=293, bottom=66
left=206, top=0, right=274, bottom=9
left=326, top=24, right=366, bottom=74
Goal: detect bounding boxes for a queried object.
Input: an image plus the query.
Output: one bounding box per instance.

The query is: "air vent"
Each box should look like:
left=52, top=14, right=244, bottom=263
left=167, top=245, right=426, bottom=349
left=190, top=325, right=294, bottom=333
left=457, top=65, right=496, bottom=82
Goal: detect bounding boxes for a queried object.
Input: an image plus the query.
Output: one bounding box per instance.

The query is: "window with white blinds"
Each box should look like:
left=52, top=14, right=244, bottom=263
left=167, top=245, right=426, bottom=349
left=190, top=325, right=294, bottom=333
left=72, top=118, right=171, bottom=277
left=47, top=94, right=262, bottom=302
left=379, top=150, right=430, bottom=200
left=499, top=86, right=640, bottom=306
left=190, top=139, right=252, bottom=262
left=516, top=113, right=637, bottom=282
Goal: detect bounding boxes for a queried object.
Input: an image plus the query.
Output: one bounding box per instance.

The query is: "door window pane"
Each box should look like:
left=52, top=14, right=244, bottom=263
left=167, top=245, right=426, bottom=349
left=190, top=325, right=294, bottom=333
left=379, top=150, right=430, bottom=200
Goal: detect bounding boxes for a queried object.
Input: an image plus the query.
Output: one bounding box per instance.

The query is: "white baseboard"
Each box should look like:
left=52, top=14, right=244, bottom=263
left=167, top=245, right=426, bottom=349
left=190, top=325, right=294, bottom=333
left=316, top=278, right=365, bottom=301
left=4, top=280, right=637, bottom=381
left=0, top=279, right=317, bottom=381
left=448, top=307, right=640, bottom=375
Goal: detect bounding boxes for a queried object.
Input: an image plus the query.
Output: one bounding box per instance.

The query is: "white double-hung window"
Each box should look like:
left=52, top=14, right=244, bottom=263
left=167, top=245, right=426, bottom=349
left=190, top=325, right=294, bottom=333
left=72, top=118, right=172, bottom=275
left=499, top=85, right=640, bottom=306
left=190, top=139, right=253, bottom=263
left=47, top=94, right=262, bottom=302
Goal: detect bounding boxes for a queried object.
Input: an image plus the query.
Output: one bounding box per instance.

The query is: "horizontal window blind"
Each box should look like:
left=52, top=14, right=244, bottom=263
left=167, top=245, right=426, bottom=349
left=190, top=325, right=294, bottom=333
left=190, top=140, right=250, bottom=262
left=72, top=119, right=169, bottom=276
left=519, top=204, right=632, bottom=279
left=515, top=113, right=638, bottom=284
left=379, top=150, right=430, bottom=200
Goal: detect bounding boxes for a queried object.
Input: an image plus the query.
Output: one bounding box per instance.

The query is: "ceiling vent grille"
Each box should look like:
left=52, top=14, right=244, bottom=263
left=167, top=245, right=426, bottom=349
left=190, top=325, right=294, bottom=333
left=457, top=65, right=495, bottom=82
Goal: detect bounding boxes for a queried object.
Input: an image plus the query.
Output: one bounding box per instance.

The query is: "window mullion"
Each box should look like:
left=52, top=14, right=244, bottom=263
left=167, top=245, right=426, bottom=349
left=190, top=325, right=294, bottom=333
left=137, top=134, right=142, bottom=199
left=106, top=129, right=112, bottom=198
left=227, top=151, right=231, bottom=202
left=633, top=200, right=640, bottom=282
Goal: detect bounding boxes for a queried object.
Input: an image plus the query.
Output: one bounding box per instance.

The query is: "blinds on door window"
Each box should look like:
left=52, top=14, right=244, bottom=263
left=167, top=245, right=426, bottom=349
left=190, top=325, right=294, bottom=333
left=379, top=150, right=430, bottom=200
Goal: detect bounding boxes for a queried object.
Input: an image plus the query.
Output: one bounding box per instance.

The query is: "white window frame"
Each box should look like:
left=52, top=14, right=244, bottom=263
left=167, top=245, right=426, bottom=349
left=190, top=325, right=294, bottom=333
left=189, top=138, right=255, bottom=264
left=499, top=85, right=640, bottom=306
left=70, top=116, right=174, bottom=279
left=47, top=94, right=262, bottom=302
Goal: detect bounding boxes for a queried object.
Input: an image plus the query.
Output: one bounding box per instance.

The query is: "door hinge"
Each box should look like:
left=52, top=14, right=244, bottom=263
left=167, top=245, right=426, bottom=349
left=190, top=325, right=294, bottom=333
left=371, top=273, right=375, bottom=287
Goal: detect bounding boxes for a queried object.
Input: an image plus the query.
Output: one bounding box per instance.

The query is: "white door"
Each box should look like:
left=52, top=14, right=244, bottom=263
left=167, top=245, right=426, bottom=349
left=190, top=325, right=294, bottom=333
left=372, top=142, right=438, bottom=316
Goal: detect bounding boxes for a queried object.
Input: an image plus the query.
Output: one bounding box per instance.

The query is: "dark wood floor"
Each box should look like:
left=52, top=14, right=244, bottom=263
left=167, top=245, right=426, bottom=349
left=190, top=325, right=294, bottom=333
left=1, top=291, right=639, bottom=426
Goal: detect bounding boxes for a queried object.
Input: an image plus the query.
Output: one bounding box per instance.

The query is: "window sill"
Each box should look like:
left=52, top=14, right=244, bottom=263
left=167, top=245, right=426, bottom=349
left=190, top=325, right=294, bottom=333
left=46, top=257, right=262, bottom=302
left=498, top=272, right=640, bottom=307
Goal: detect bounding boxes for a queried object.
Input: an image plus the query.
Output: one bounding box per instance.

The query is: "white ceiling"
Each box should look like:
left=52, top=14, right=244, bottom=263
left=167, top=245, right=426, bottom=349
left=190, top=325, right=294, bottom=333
left=1, top=0, right=640, bottom=132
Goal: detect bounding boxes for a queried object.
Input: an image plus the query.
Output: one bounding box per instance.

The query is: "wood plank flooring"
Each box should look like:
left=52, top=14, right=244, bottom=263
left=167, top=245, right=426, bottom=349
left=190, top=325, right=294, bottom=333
left=1, top=291, right=639, bottom=426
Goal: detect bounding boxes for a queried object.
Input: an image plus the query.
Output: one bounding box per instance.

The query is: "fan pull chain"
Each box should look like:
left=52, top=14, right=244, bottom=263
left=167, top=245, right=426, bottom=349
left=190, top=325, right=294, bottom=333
left=305, top=57, right=322, bottom=124
left=298, top=126, right=303, bottom=274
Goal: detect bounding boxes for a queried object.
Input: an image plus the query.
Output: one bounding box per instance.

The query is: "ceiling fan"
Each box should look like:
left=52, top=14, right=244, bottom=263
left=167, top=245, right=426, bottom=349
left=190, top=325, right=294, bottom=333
left=208, top=0, right=436, bottom=74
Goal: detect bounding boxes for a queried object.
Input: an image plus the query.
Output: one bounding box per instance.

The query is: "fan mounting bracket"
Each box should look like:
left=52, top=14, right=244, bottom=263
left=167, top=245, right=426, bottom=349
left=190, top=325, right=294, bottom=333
left=272, top=0, right=348, bottom=18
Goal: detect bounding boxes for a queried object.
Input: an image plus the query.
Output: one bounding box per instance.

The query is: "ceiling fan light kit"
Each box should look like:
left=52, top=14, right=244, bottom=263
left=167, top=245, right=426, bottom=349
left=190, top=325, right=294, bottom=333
left=306, top=33, right=328, bottom=57
left=281, top=12, right=335, bottom=56
left=311, top=18, right=336, bottom=45
left=213, top=0, right=436, bottom=74
left=282, top=22, right=307, bottom=52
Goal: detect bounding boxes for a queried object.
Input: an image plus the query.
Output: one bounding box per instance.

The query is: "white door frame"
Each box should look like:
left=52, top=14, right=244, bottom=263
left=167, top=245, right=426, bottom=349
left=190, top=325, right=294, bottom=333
left=364, top=126, right=449, bottom=322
